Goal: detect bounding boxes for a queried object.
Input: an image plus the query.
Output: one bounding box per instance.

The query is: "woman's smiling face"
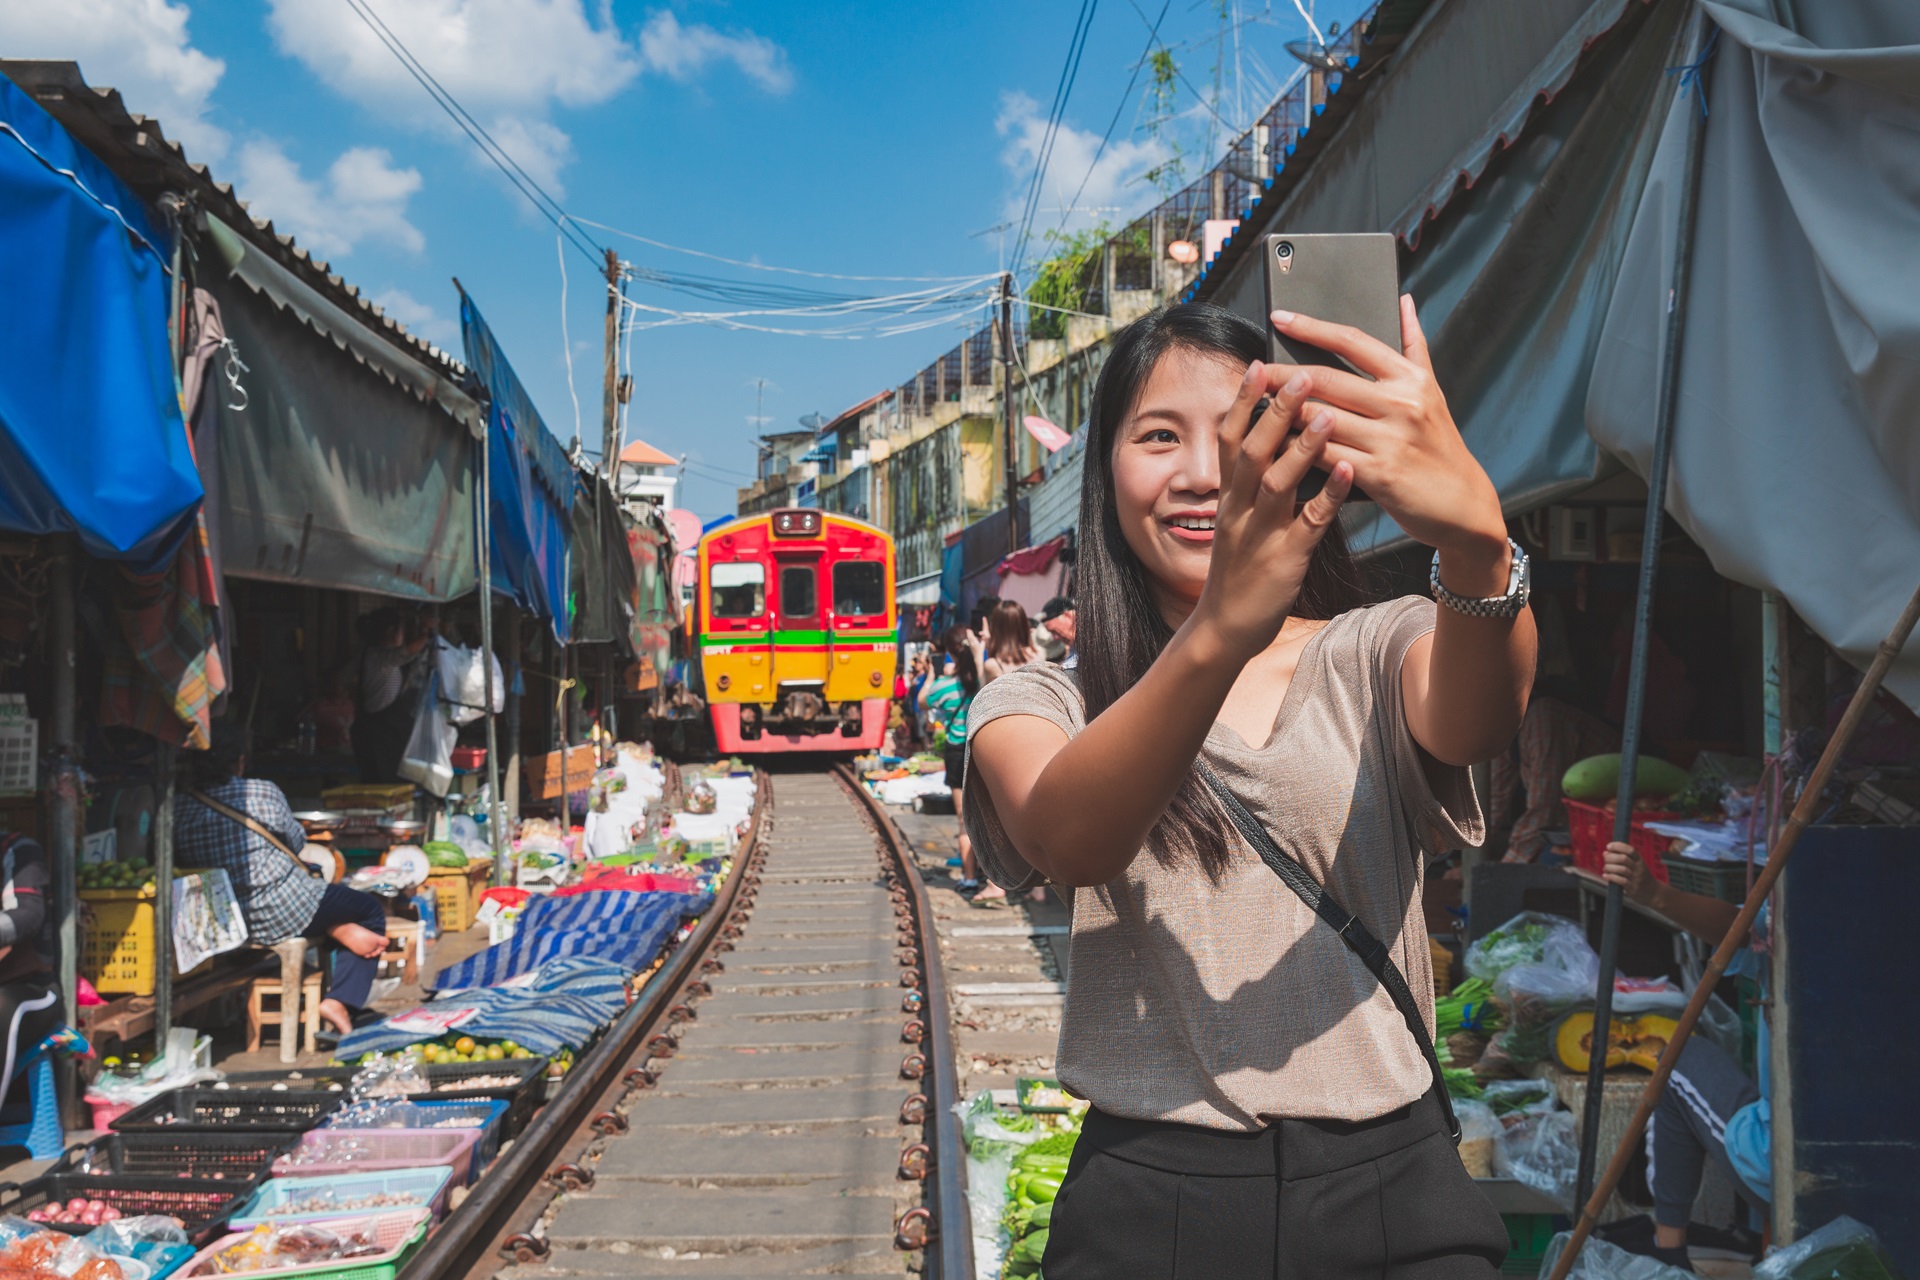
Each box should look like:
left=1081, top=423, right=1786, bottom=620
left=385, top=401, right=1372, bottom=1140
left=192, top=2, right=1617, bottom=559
left=1110, top=345, right=1246, bottom=616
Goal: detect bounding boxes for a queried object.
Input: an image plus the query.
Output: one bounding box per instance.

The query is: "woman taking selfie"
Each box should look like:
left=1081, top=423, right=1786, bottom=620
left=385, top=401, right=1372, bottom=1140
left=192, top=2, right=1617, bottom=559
left=966, top=300, right=1536, bottom=1277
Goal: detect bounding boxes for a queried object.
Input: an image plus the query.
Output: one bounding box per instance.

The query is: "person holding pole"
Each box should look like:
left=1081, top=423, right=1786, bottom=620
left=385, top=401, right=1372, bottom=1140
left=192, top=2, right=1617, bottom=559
left=966, top=302, right=1535, bottom=1276
left=1600, top=842, right=1768, bottom=1271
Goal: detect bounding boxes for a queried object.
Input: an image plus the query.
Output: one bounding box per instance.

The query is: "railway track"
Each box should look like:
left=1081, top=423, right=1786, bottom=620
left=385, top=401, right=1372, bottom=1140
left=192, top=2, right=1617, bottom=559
left=411, top=765, right=971, bottom=1280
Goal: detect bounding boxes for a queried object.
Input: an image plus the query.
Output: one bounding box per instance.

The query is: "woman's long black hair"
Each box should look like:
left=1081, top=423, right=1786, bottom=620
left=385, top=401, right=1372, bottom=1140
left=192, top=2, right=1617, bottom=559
left=1075, top=303, right=1371, bottom=876
left=939, top=626, right=981, bottom=699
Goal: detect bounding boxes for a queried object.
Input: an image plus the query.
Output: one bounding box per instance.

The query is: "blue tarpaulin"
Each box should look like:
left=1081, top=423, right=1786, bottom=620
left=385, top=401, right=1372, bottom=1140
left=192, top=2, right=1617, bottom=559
left=457, top=288, right=573, bottom=639
left=0, top=75, right=202, bottom=568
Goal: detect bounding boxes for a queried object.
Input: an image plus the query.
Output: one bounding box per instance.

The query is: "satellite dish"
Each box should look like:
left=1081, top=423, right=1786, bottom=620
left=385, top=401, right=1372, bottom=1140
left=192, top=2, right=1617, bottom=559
left=799, top=412, right=827, bottom=430
left=1167, top=240, right=1200, bottom=265
left=1285, top=38, right=1346, bottom=71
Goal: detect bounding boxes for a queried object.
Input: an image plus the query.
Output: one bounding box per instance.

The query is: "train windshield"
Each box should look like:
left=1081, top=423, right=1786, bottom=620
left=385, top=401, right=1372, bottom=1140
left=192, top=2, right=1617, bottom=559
left=779, top=564, right=818, bottom=621
left=832, top=562, right=885, bottom=617
left=710, top=562, right=766, bottom=618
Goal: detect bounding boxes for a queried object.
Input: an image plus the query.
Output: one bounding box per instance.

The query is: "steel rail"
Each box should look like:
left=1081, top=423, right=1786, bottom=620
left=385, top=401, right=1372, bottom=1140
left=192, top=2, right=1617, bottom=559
left=834, top=763, right=974, bottom=1280
left=407, top=769, right=769, bottom=1280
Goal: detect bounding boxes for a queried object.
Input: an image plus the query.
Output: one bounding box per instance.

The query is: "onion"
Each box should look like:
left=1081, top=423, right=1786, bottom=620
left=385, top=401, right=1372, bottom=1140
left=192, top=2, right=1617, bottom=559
left=69, top=1198, right=92, bottom=1213
left=26, top=1208, right=50, bottom=1222
left=99, top=1206, right=122, bottom=1222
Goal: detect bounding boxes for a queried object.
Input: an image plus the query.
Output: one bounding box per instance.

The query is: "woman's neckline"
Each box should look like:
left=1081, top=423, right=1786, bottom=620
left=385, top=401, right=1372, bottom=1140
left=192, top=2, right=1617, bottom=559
left=1208, top=618, right=1335, bottom=753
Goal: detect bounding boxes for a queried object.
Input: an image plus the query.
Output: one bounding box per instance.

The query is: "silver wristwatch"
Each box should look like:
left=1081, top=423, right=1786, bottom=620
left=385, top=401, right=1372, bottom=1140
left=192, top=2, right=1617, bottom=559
left=1429, top=538, right=1530, bottom=619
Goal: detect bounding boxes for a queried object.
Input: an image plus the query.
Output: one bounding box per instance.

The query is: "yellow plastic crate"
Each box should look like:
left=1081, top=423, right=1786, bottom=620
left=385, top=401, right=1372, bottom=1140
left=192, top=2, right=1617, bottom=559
left=426, top=869, right=478, bottom=934
left=80, top=885, right=212, bottom=996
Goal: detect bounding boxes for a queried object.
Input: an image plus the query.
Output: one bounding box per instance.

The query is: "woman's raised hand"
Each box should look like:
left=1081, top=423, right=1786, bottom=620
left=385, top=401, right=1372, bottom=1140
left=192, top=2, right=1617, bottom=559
left=1271, top=297, right=1506, bottom=563
left=1194, top=360, right=1352, bottom=660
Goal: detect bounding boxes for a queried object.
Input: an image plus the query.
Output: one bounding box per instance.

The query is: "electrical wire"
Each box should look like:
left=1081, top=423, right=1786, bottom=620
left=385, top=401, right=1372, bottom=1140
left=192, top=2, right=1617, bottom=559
left=1048, top=0, right=1171, bottom=249
left=341, top=0, right=604, bottom=267
left=569, top=215, right=993, bottom=284
left=558, top=230, right=584, bottom=443
left=1010, top=0, right=1101, bottom=281
left=620, top=295, right=997, bottom=340
left=1123, top=0, right=1236, bottom=133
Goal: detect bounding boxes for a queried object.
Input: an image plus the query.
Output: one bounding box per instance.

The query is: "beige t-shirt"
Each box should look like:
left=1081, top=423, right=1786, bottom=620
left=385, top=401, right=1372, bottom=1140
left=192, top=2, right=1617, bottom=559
left=964, top=596, right=1482, bottom=1130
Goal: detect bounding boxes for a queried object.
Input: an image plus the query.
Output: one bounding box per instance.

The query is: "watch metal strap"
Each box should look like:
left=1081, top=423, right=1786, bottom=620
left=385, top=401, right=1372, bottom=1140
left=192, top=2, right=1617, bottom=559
left=1429, top=537, right=1529, bottom=618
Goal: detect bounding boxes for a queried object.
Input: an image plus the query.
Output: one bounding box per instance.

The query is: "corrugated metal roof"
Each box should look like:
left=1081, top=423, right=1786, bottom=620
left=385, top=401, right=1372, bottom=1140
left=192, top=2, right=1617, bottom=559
left=0, top=60, right=470, bottom=395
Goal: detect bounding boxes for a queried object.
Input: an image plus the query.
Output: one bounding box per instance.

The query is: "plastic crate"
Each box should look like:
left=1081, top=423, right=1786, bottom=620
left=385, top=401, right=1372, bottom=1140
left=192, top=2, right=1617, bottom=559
left=1563, top=800, right=1676, bottom=884
left=0, top=1172, right=254, bottom=1244
left=181, top=1208, right=430, bottom=1280
left=79, top=885, right=213, bottom=996
left=230, top=1167, right=454, bottom=1229
left=112, top=1088, right=345, bottom=1134
left=323, top=1099, right=509, bottom=1163
left=272, top=1129, right=483, bottom=1187
left=52, top=1130, right=299, bottom=1184
left=412, top=1059, right=546, bottom=1140
left=218, top=1069, right=356, bottom=1093
left=1501, top=1212, right=1558, bottom=1276
left=1662, top=856, right=1749, bottom=904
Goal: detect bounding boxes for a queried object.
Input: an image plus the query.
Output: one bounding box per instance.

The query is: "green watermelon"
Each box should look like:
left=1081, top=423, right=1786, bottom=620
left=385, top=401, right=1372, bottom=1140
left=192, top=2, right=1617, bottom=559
left=1561, top=753, right=1691, bottom=801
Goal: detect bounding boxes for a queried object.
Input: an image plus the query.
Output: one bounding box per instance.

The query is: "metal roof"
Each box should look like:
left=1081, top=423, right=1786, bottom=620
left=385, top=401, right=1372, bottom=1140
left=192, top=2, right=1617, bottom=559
left=0, top=60, right=469, bottom=387
left=619, top=438, right=679, bottom=467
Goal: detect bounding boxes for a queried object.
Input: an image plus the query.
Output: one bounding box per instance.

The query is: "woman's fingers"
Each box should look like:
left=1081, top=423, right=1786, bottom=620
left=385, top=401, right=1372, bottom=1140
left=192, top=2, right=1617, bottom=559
left=1217, top=360, right=1269, bottom=492
left=1293, top=460, right=1352, bottom=536
left=1244, top=368, right=1312, bottom=466
left=1224, top=365, right=1312, bottom=509
left=1257, top=408, right=1334, bottom=503
left=1399, top=294, right=1435, bottom=374
left=1271, top=309, right=1409, bottom=382
left=1296, top=362, right=1396, bottom=418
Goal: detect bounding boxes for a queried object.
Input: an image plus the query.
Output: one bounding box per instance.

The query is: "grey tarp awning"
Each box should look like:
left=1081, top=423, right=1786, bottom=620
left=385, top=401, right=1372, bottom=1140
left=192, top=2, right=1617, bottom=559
left=569, top=470, right=639, bottom=652
left=1199, top=0, right=1685, bottom=553
left=204, top=215, right=481, bottom=601
left=1587, top=0, right=1920, bottom=711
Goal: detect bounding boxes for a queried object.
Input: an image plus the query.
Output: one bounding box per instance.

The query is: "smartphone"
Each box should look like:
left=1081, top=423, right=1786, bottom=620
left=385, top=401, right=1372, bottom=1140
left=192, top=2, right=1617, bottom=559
left=1259, top=232, right=1400, bottom=500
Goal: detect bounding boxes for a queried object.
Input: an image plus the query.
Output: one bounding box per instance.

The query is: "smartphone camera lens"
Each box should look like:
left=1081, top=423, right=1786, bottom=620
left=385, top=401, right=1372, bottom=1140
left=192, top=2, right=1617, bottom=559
left=1275, top=241, right=1294, bottom=261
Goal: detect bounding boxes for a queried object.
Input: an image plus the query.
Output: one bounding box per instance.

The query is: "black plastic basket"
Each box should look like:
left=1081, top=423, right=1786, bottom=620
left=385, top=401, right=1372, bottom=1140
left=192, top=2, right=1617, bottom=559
left=0, top=1171, right=252, bottom=1243
left=51, top=1130, right=299, bottom=1184
left=109, top=1088, right=345, bottom=1133
left=220, top=1067, right=357, bottom=1092
left=412, top=1059, right=548, bottom=1140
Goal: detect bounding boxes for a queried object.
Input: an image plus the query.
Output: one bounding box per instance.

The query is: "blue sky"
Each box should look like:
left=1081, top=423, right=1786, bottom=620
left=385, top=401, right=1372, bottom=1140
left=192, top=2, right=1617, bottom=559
left=5, top=0, right=1367, bottom=519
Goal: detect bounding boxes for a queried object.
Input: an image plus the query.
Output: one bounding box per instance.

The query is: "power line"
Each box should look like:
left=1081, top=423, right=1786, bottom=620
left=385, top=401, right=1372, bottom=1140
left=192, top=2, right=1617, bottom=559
left=340, top=0, right=604, bottom=267
left=1010, top=0, right=1100, bottom=281
left=1123, top=0, right=1236, bottom=134
left=1047, top=0, right=1171, bottom=249
left=569, top=215, right=993, bottom=284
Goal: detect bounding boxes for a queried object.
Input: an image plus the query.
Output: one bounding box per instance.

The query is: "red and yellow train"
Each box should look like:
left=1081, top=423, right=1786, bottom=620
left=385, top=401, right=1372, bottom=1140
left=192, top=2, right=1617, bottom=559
left=691, top=508, right=895, bottom=754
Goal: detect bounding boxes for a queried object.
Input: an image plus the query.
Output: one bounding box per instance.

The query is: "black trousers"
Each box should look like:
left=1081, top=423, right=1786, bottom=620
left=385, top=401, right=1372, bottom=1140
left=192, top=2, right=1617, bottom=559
left=305, top=883, right=387, bottom=1010
left=1044, top=1089, right=1509, bottom=1280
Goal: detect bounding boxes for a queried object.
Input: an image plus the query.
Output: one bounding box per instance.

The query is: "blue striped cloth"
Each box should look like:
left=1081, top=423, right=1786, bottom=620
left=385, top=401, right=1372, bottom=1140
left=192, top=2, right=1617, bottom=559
left=337, top=957, right=634, bottom=1057
left=431, top=888, right=711, bottom=992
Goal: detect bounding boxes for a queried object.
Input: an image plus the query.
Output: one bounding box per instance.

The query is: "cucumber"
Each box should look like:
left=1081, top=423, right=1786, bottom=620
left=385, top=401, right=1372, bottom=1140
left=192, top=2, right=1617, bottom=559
left=1561, top=753, right=1691, bottom=801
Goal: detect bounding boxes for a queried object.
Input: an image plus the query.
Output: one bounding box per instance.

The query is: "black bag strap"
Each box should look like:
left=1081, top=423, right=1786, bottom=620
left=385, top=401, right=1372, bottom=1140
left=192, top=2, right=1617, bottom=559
left=1196, top=764, right=1461, bottom=1143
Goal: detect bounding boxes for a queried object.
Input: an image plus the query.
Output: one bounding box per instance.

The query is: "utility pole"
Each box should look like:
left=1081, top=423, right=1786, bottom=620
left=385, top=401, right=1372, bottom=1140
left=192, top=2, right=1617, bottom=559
left=600, top=248, right=621, bottom=470
left=1001, top=272, right=1019, bottom=553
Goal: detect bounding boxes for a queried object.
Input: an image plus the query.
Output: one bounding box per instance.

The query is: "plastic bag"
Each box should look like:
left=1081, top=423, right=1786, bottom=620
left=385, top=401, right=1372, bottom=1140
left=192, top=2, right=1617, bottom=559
left=956, top=1095, right=1045, bottom=1280
left=1481, top=1079, right=1558, bottom=1121
left=210, top=1220, right=384, bottom=1273
left=87, top=1218, right=188, bottom=1251
left=1466, top=912, right=1580, bottom=984
left=1539, top=1232, right=1694, bottom=1280
left=433, top=644, right=504, bottom=726
left=1752, top=1215, right=1904, bottom=1280
left=1495, top=1110, right=1580, bottom=1210
left=397, top=674, right=456, bottom=797
left=1454, top=1099, right=1500, bottom=1178
left=0, top=1217, right=135, bottom=1276
left=1485, top=921, right=1600, bottom=1070
left=349, top=1055, right=429, bottom=1101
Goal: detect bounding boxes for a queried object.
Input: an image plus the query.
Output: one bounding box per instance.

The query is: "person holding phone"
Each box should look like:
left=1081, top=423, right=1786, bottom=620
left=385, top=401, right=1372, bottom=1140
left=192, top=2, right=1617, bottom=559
left=965, top=300, right=1535, bottom=1276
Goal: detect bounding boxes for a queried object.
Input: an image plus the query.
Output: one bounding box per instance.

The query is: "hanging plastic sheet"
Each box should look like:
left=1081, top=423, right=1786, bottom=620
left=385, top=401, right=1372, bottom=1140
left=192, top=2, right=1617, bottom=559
left=203, top=217, right=479, bottom=601
left=1588, top=0, right=1920, bottom=711
left=458, top=288, right=573, bottom=639
left=0, top=75, right=202, bottom=568
left=568, top=471, right=638, bottom=652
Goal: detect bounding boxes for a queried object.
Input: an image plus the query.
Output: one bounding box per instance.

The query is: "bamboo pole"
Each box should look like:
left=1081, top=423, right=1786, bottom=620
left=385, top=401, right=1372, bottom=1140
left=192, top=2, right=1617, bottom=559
left=1547, top=580, right=1920, bottom=1280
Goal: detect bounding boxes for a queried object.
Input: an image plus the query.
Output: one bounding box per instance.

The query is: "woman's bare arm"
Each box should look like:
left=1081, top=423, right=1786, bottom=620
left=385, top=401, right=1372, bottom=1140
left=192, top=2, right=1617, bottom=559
left=971, top=368, right=1344, bottom=887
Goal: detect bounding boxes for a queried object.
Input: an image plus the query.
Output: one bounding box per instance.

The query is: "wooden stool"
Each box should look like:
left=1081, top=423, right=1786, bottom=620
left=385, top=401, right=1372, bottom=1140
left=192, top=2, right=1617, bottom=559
left=382, top=919, right=424, bottom=986
left=246, top=969, right=322, bottom=1059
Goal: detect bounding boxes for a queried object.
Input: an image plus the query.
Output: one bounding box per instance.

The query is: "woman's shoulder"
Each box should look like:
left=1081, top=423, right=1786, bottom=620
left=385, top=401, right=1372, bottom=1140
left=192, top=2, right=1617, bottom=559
left=969, top=662, right=1084, bottom=730
left=1317, top=595, right=1438, bottom=662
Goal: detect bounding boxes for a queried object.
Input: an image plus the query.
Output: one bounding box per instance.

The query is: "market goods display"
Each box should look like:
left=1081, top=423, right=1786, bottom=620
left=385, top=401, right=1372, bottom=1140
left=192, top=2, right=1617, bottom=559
left=76, top=862, right=156, bottom=893
left=206, top=1222, right=382, bottom=1273
left=21, top=1205, right=120, bottom=1229
left=1560, top=753, right=1690, bottom=802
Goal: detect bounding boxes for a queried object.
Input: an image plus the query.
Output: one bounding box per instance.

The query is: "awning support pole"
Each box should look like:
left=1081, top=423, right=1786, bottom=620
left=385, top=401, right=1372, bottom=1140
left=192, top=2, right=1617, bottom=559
left=1574, top=3, right=1717, bottom=1212
left=153, top=744, right=175, bottom=1046
left=49, top=543, right=78, bottom=1030
left=476, top=396, right=507, bottom=887
left=1549, top=580, right=1920, bottom=1280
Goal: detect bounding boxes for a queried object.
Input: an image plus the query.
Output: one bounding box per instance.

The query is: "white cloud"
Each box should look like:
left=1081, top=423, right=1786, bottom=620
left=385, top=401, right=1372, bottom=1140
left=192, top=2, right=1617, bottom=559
left=232, top=140, right=425, bottom=259
left=372, top=287, right=459, bottom=351
left=997, top=91, right=1169, bottom=238
left=0, top=0, right=229, bottom=158
left=637, top=11, right=792, bottom=94
left=262, top=0, right=791, bottom=192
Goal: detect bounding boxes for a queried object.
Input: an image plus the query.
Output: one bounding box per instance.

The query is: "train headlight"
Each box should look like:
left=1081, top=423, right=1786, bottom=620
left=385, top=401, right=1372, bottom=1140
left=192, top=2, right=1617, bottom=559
left=716, top=674, right=731, bottom=691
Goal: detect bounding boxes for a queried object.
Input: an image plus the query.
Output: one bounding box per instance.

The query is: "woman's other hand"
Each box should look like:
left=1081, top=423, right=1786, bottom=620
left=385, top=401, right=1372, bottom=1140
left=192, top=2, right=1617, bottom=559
left=1271, top=297, right=1507, bottom=575
left=1600, top=840, right=1655, bottom=905
left=1191, top=361, right=1352, bottom=660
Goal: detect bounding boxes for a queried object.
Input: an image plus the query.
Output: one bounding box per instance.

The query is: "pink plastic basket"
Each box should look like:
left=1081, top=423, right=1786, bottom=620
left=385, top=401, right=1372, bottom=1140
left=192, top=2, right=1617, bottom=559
left=271, top=1128, right=481, bottom=1186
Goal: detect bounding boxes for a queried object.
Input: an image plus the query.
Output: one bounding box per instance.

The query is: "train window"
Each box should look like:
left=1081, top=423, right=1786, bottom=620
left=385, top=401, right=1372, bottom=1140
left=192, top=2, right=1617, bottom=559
left=710, top=562, right=765, bottom=618
left=779, top=565, right=817, bottom=619
left=832, top=562, right=885, bottom=616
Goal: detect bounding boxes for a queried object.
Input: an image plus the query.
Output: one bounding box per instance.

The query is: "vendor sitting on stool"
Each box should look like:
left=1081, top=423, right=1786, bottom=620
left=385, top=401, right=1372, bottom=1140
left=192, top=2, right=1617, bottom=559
left=175, top=724, right=388, bottom=1044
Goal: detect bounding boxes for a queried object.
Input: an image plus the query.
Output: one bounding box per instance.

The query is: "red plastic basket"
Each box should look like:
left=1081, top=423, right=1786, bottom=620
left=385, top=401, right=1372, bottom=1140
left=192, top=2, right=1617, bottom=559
left=1564, top=799, right=1676, bottom=883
